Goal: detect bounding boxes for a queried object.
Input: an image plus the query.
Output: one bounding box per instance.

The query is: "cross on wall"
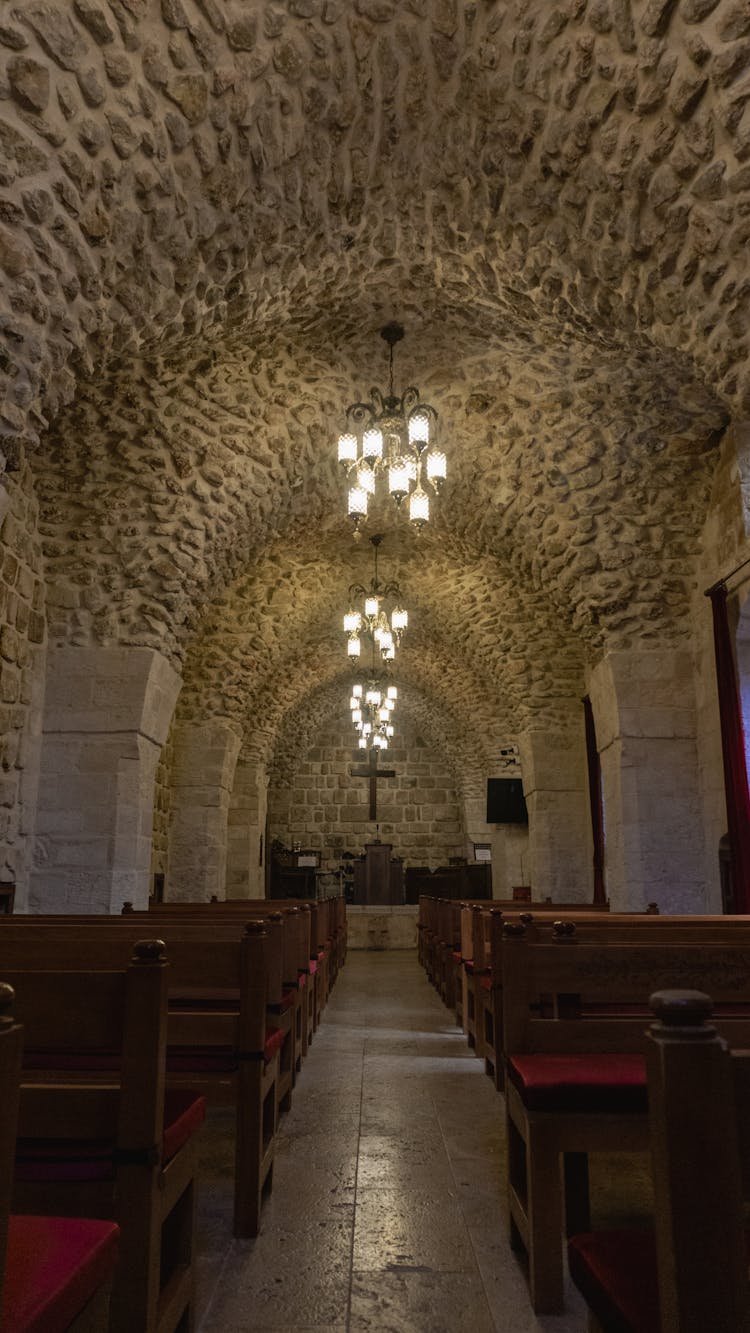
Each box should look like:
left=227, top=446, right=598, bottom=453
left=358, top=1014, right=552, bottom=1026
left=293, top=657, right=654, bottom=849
left=350, top=748, right=396, bottom=821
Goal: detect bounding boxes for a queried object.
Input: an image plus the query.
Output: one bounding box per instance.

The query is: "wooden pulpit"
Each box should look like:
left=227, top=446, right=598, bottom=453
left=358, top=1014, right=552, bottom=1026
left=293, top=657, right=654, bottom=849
left=353, top=842, right=404, bottom=905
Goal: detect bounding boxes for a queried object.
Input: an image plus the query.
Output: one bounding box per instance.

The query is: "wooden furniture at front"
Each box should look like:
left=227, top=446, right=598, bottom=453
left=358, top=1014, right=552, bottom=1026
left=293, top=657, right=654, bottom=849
left=353, top=842, right=404, bottom=905
left=4, top=942, right=204, bottom=1333
left=569, top=988, right=750, bottom=1333
left=501, top=926, right=750, bottom=1314
left=0, top=981, right=122, bottom=1332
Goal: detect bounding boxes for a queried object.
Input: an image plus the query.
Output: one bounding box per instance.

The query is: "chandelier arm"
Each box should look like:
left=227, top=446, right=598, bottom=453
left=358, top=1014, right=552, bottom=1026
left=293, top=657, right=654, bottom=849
left=401, top=386, right=421, bottom=416
left=348, top=583, right=367, bottom=600
left=346, top=402, right=375, bottom=430
left=368, top=387, right=385, bottom=416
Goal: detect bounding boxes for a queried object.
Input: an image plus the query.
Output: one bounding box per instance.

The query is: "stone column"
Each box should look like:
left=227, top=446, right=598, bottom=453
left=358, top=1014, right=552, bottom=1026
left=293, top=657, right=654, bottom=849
left=167, top=719, right=241, bottom=902
left=517, top=727, right=592, bottom=902
left=30, top=647, right=181, bottom=913
left=462, top=788, right=529, bottom=897
left=225, top=757, right=268, bottom=899
left=588, top=648, right=705, bottom=912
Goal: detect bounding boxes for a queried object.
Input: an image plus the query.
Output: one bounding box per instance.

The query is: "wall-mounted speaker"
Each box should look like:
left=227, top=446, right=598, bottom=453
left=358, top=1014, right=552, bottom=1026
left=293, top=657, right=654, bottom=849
left=487, top=777, right=528, bottom=825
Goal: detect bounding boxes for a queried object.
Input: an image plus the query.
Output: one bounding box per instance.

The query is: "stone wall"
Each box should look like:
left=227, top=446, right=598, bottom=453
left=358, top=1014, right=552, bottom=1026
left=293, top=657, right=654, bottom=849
left=267, top=709, right=465, bottom=871
left=0, top=464, right=46, bottom=907
left=151, top=715, right=175, bottom=888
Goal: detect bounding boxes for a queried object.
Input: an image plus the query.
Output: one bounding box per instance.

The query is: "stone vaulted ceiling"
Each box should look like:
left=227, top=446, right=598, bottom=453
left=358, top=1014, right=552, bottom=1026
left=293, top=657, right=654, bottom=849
left=1, top=0, right=748, bottom=777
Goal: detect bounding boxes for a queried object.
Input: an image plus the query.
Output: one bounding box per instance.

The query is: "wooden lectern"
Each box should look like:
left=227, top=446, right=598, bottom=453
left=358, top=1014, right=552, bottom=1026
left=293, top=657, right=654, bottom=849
left=353, top=842, right=404, bottom=905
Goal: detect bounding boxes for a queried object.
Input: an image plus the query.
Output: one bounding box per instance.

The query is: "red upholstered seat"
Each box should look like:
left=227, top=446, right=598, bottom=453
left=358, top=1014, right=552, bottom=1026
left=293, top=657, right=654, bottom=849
left=263, top=1027, right=284, bottom=1064
left=452, top=950, right=461, bottom=963
left=507, top=1053, right=647, bottom=1113
left=161, top=1090, right=206, bottom=1162
left=1, top=1215, right=120, bottom=1333
left=567, top=1229, right=660, bottom=1333
left=15, top=1091, right=206, bottom=1182
left=308, top=960, right=318, bottom=975
left=297, top=972, right=307, bottom=991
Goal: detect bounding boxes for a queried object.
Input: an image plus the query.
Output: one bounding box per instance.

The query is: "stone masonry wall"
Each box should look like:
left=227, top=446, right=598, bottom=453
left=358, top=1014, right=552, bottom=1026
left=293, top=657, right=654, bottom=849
left=267, top=708, right=465, bottom=872
left=0, top=463, right=46, bottom=906
left=150, top=713, right=175, bottom=887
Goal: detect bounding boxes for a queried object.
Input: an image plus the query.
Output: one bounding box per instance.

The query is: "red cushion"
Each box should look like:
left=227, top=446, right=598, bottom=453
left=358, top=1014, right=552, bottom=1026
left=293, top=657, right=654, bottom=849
left=452, top=950, right=461, bottom=963
left=277, top=989, right=296, bottom=1013
left=507, top=1054, right=647, bottom=1113
left=308, top=959, right=318, bottom=975
left=317, top=948, right=325, bottom=962
left=568, top=1229, right=659, bottom=1333
left=297, top=972, right=307, bottom=991
left=161, top=1089, right=206, bottom=1163
left=264, top=1027, right=284, bottom=1064
left=1, top=1215, right=120, bottom=1333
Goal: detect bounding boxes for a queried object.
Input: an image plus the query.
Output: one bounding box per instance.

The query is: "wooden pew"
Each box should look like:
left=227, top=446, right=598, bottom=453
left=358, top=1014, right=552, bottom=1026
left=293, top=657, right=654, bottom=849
left=0, top=921, right=279, bottom=1241
left=501, top=924, right=750, bottom=1314
left=4, top=942, right=205, bottom=1333
left=0, top=980, right=122, bottom=1332
left=569, top=988, right=750, bottom=1333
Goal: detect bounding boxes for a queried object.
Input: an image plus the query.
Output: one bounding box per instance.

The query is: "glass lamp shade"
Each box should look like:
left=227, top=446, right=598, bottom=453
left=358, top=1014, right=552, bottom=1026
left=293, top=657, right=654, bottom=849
left=391, top=606, right=408, bottom=631
left=379, top=630, right=394, bottom=656
left=387, top=685, right=398, bottom=699
left=364, top=595, right=379, bottom=618
left=385, top=697, right=395, bottom=711
left=358, top=737, right=367, bottom=749
left=352, top=708, right=362, bottom=724
left=358, top=466, right=376, bottom=495
left=348, top=486, right=368, bottom=518
left=362, top=427, right=383, bottom=461
left=426, top=450, right=446, bottom=486
left=365, top=689, right=381, bottom=706
left=386, top=724, right=394, bottom=737
left=408, top=409, right=430, bottom=448
left=409, top=486, right=429, bottom=525
left=338, top=432, right=358, bottom=464
left=347, top=636, right=361, bottom=658
left=362, top=722, right=372, bottom=735
left=344, top=610, right=361, bottom=634
left=378, top=707, right=389, bottom=723
left=383, top=645, right=395, bottom=660
left=353, top=683, right=363, bottom=698
left=349, top=695, right=359, bottom=709
left=388, top=461, right=410, bottom=501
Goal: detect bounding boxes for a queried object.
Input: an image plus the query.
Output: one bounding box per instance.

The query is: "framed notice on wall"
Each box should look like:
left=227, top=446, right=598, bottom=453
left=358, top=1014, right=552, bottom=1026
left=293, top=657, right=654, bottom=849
left=473, top=843, right=491, bottom=862
left=297, top=853, right=319, bottom=868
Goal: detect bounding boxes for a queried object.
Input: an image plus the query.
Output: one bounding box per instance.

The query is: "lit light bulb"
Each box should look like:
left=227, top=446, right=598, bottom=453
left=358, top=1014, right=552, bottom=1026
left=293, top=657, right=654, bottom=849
left=426, top=450, right=446, bottom=489
left=347, top=636, right=361, bottom=658
left=388, top=461, right=410, bottom=505
left=387, top=686, right=398, bottom=700
left=358, top=466, right=376, bottom=495
left=353, top=684, right=363, bottom=699
left=362, top=428, right=383, bottom=461
left=408, top=409, right=430, bottom=449
left=358, top=737, right=367, bottom=749
left=338, top=432, right=358, bottom=465
left=386, top=724, right=394, bottom=737
left=409, top=486, right=429, bottom=527
left=364, top=595, right=379, bottom=619
left=344, top=610, right=361, bottom=634
left=348, top=486, right=368, bottom=518
left=391, top=607, right=408, bottom=632
left=352, top=708, right=362, bottom=724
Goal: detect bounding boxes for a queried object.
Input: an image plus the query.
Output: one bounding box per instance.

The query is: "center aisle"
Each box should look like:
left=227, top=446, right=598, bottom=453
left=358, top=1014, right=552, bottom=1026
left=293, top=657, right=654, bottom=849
left=198, top=951, right=586, bottom=1333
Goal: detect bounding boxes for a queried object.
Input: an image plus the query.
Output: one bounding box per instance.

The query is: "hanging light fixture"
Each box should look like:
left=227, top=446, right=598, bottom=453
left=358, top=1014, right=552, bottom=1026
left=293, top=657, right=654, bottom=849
left=337, top=322, right=446, bottom=534
left=343, top=534, right=408, bottom=663
left=349, top=675, right=398, bottom=751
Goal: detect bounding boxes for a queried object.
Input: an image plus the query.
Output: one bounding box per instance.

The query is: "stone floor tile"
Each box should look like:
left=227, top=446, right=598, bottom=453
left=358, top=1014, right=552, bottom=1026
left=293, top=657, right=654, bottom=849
left=353, top=1186, right=477, bottom=1273
left=349, top=1269, right=497, bottom=1333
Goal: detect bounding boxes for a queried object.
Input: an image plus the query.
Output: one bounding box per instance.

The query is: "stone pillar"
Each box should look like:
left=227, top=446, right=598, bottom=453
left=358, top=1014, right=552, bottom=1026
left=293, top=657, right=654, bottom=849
left=462, top=789, right=529, bottom=897
left=30, top=648, right=181, bottom=913
left=588, top=648, right=706, bottom=912
left=225, top=757, right=268, bottom=899
left=517, top=727, right=591, bottom=902
left=168, top=719, right=241, bottom=902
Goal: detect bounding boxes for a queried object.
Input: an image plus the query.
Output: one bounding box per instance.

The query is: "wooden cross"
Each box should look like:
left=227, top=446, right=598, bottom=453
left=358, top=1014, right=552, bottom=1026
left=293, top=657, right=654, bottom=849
left=350, top=748, right=396, bottom=820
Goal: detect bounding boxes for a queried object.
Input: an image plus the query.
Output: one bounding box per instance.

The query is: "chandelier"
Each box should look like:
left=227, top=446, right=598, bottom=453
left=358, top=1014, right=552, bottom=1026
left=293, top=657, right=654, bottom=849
left=344, top=534, right=408, bottom=663
left=350, top=678, right=398, bottom=751
left=337, top=322, right=446, bottom=534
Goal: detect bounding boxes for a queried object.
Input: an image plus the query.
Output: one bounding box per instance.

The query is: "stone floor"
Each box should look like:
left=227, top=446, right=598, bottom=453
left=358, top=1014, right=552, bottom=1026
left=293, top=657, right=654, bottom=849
left=196, top=951, right=650, bottom=1332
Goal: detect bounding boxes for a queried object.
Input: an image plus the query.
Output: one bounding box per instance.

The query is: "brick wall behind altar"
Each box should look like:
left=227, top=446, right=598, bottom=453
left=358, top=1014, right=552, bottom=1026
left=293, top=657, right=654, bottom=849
left=267, top=711, right=465, bottom=871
